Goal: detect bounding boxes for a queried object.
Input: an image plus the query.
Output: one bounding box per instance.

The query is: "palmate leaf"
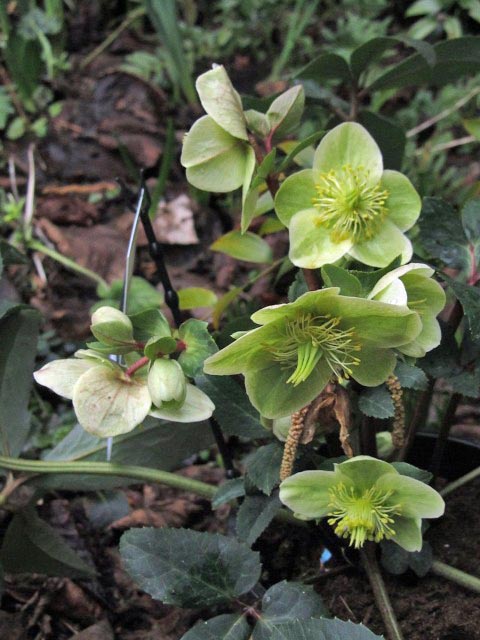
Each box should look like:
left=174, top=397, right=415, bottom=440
left=120, top=528, right=261, bottom=608
left=236, top=494, right=282, bottom=545
left=253, top=581, right=328, bottom=640
left=253, top=618, right=384, bottom=639
left=181, top=614, right=251, bottom=640
left=358, top=386, right=395, bottom=419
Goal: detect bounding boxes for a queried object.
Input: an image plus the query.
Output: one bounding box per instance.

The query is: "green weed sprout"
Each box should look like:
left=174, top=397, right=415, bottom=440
left=204, top=289, right=421, bottom=418
left=275, top=122, right=421, bottom=268
left=280, top=456, right=445, bottom=551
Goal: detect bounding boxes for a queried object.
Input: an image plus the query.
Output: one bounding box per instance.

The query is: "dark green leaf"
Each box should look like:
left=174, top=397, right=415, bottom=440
left=391, top=462, right=432, bottom=484
left=178, top=319, right=218, bottom=378
left=421, top=327, right=461, bottom=378
left=255, top=617, right=383, bottom=639
left=0, top=240, right=28, bottom=274
left=418, top=198, right=470, bottom=270
left=4, top=34, right=42, bottom=104
left=181, top=614, right=251, bottom=640
left=277, top=130, right=325, bottom=173
left=236, top=494, right=282, bottom=545
left=212, top=478, right=246, bottom=509
left=1, top=508, right=95, bottom=578
left=196, top=375, right=267, bottom=438
left=253, top=581, right=328, bottom=640
left=358, top=111, right=406, bottom=171
left=350, top=36, right=435, bottom=81
left=441, top=275, right=480, bottom=342
left=36, top=417, right=213, bottom=490
left=129, top=308, right=171, bottom=342
left=321, top=265, right=362, bottom=296
left=394, top=361, right=428, bottom=390
left=350, top=256, right=403, bottom=294
left=461, top=198, right=480, bottom=266
left=448, top=369, right=480, bottom=398
left=358, top=387, right=395, bottom=419
left=381, top=540, right=432, bottom=577
left=246, top=443, right=284, bottom=495
left=1, top=307, right=40, bottom=456
left=120, top=528, right=261, bottom=607
left=297, top=53, right=352, bottom=84
left=288, top=270, right=308, bottom=301
left=369, top=37, right=480, bottom=91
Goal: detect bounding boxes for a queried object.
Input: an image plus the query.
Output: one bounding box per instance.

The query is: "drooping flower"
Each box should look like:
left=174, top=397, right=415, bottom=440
left=366, top=263, right=446, bottom=357
left=279, top=456, right=445, bottom=551
left=34, top=350, right=214, bottom=438
left=274, top=122, right=421, bottom=268
left=203, top=288, right=421, bottom=419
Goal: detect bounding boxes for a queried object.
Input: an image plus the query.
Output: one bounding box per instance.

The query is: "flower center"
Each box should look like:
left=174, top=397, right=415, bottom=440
left=312, top=165, right=389, bottom=243
left=327, top=483, right=402, bottom=548
left=266, top=314, right=361, bottom=386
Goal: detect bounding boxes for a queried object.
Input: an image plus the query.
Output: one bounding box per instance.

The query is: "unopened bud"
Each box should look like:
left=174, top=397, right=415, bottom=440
left=148, top=358, right=187, bottom=408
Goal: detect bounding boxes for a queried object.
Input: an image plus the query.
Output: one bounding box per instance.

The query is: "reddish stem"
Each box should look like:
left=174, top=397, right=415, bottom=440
left=125, top=355, right=149, bottom=378
left=467, top=244, right=480, bottom=285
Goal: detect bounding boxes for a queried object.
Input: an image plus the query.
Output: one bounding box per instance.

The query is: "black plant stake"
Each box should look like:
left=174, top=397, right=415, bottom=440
left=117, top=175, right=237, bottom=478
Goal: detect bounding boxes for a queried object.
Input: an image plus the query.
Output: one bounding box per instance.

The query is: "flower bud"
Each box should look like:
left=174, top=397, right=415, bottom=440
left=148, top=358, right=187, bottom=408
left=90, top=306, right=134, bottom=346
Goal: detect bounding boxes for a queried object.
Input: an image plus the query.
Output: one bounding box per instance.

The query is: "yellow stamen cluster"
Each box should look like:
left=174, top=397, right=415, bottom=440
left=327, top=483, right=402, bottom=548
left=267, top=314, right=361, bottom=386
left=312, top=165, right=389, bottom=243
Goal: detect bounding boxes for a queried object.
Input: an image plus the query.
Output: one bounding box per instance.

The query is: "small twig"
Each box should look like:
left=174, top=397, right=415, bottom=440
left=407, top=86, right=480, bottom=138
left=440, top=465, right=480, bottom=498
left=415, top=135, right=476, bottom=156
left=80, top=6, right=145, bottom=69
left=431, top=559, right=480, bottom=594
left=360, top=544, right=405, bottom=640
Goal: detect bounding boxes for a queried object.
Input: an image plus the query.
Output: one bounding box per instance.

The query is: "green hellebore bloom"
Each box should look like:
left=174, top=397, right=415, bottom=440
left=367, top=263, right=446, bottom=357
left=279, top=455, right=445, bottom=551
left=180, top=66, right=254, bottom=193
left=203, top=288, right=421, bottom=419
left=274, top=122, right=421, bottom=268
left=34, top=350, right=214, bottom=437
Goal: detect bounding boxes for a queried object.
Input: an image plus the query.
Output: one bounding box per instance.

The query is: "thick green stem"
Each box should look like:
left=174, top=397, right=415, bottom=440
left=360, top=545, right=404, bottom=640
left=0, top=455, right=302, bottom=527
left=28, top=239, right=108, bottom=289
left=431, top=560, right=480, bottom=594
left=440, top=465, right=480, bottom=498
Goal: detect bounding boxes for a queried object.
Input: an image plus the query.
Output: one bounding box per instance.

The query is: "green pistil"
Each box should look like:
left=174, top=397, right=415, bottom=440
left=312, top=165, right=388, bottom=243
left=327, top=483, right=402, bottom=548
left=267, top=314, right=361, bottom=386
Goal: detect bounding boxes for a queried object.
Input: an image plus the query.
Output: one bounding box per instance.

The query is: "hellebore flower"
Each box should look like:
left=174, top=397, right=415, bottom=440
left=279, top=456, right=445, bottom=551
left=367, top=263, right=446, bottom=357
left=274, top=122, right=421, bottom=268
left=203, top=288, right=421, bottom=419
left=34, top=350, right=214, bottom=438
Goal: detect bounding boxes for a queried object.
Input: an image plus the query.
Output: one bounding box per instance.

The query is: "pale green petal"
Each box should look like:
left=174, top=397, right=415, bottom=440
left=348, top=219, right=412, bottom=267
left=371, top=279, right=408, bottom=306
left=381, top=170, right=421, bottom=231
left=318, top=296, right=422, bottom=347
left=313, top=122, right=383, bottom=184
left=351, top=344, right=397, bottom=386
left=181, top=116, right=249, bottom=192
left=203, top=323, right=279, bottom=375
left=245, top=356, right=332, bottom=419
left=274, top=169, right=317, bottom=225
left=399, top=315, right=441, bottom=357
left=72, top=366, right=151, bottom=437
left=289, top=208, right=353, bottom=268
left=336, top=455, right=397, bottom=492
left=280, top=470, right=341, bottom=519
left=34, top=359, right=98, bottom=400
left=149, top=384, right=215, bottom=422
left=402, top=273, right=446, bottom=315
left=195, top=66, right=248, bottom=140
left=368, top=263, right=434, bottom=300
left=251, top=288, right=340, bottom=325
left=391, top=516, right=423, bottom=552
left=381, top=473, right=445, bottom=519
